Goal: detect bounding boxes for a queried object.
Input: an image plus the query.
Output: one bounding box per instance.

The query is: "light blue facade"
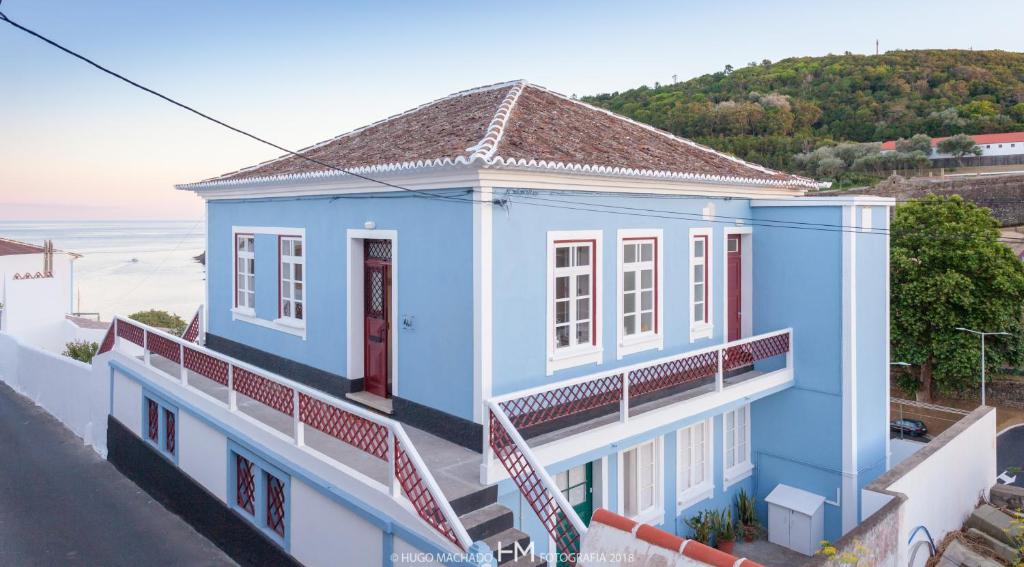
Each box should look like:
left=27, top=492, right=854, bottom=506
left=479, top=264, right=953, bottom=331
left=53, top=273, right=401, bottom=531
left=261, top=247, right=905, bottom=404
left=203, top=184, right=891, bottom=547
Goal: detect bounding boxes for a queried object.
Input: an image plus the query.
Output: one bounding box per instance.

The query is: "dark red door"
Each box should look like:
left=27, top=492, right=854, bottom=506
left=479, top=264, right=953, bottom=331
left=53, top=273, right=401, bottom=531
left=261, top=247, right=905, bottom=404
left=364, top=250, right=391, bottom=398
left=727, top=235, right=742, bottom=342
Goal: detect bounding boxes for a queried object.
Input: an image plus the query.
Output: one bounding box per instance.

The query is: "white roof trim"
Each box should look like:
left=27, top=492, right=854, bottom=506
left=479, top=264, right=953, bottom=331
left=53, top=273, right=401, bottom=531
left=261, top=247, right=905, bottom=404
left=177, top=80, right=824, bottom=192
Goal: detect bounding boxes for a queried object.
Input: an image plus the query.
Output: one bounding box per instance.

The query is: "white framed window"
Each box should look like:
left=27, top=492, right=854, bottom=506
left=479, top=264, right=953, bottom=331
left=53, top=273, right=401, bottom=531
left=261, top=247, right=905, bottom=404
left=235, top=234, right=255, bottom=312
left=547, top=230, right=602, bottom=374
left=723, top=404, right=753, bottom=488
left=278, top=236, right=305, bottom=325
left=677, top=419, right=713, bottom=510
left=689, top=228, right=713, bottom=341
left=617, top=230, right=663, bottom=358
left=621, top=438, right=662, bottom=523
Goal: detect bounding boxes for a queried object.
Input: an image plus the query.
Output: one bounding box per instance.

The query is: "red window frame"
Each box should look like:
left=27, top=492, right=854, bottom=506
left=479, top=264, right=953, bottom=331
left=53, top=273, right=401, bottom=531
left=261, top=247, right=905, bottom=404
left=234, top=233, right=254, bottom=309
left=693, top=234, right=709, bottom=324
left=553, top=238, right=598, bottom=347
left=622, top=236, right=659, bottom=334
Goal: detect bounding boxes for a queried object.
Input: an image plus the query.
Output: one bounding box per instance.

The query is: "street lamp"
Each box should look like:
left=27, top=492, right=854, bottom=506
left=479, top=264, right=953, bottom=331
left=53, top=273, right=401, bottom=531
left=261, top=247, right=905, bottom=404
left=955, top=327, right=1012, bottom=406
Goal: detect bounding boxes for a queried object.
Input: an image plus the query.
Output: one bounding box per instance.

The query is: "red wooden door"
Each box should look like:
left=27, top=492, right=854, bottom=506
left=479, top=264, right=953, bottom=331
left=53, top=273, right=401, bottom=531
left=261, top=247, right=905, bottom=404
left=727, top=236, right=742, bottom=342
left=364, top=254, right=391, bottom=397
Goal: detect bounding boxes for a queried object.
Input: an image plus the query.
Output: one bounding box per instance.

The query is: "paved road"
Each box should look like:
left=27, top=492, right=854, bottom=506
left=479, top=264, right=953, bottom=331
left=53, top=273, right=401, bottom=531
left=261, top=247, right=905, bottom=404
left=997, top=425, right=1024, bottom=487
left=0, top=381, right=235, bottom=566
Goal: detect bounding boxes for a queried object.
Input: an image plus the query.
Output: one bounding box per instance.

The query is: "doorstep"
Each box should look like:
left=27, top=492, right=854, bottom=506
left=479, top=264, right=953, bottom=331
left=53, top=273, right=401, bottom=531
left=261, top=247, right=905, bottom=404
left=345, top=391, right=394, bottom=415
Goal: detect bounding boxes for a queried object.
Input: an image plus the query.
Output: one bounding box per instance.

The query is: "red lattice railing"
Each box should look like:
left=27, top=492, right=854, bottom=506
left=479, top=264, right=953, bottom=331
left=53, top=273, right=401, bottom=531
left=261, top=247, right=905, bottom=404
left=500, top=373, right=622, bottom=431
left=183, top=309, right=201, bottom=343
left=489, top=409, right=581, bottom=564
left=98, top=323, right=115, bottom=354
left=299, top=393, right=389, bottom=460
left=183, top=347, right=229, bottom=386
left=629, top=349, right=718, bottom=399
left=147, top=332, right=181, bottom=364
left=725, top=332, right=790, bottom=371
left=394, top=436, right=462, bottom=548
left=232, top=367, right=294, bottom=416
left=117, top=320, right=145, bottom=347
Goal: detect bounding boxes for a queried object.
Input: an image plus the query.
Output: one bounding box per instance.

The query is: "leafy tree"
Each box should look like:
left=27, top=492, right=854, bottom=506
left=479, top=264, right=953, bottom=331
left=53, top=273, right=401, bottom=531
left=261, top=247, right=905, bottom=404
left=891, top=196, right=1024, bottom=401
left=63, top=340, right=99, bottom=364
left=129, top=309, right=187, bottom=336
left=894, top=134, right=933, bottom=155
left=936, top=133, right=982, bottom=165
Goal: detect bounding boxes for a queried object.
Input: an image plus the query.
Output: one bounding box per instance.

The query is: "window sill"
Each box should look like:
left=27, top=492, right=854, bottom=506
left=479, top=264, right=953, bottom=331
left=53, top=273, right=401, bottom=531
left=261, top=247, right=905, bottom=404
left=689, top=324, right=713, bottom=342
left=677, top=484, right=714, bottom=514
left=273, top=317, right=306, bottom=331
left=232, top=310, right=307, bottom=340
left=630, top=507, right=665, bottom=527
left=547, top=347, right=603, bottom=375
left=617, top=334, right=663, bottom=359
left=231, top=307, right=256, bottom=318
left=723, top=462, right=754, bottom=490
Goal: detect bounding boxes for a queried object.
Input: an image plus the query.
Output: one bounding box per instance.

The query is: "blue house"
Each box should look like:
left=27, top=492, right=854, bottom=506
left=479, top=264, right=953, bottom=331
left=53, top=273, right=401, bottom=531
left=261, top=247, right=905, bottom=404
left=178, top=80, right=893, bottom=563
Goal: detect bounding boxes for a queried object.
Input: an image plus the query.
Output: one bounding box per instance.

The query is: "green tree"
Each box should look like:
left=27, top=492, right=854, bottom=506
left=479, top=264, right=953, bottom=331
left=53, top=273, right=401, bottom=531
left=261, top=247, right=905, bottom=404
left=129, top=309, right=187, bottom=336
left=894, top=134, right=933, bottom=155
left=936, top=133, right=982, bottom=165
left=62, top=340, right=99, bottom=364
left=891, top=196, right=1024, bottom=401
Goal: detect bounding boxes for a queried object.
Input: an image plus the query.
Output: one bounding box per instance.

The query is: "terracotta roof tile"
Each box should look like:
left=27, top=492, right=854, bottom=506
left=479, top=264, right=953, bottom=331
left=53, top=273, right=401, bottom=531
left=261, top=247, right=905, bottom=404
left=0, top=238, right=45, bottom=257
left=182, top=81, right=813, bottom=190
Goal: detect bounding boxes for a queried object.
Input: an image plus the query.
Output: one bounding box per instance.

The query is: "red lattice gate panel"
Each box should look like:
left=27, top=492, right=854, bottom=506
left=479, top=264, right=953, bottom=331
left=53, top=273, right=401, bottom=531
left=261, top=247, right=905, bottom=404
left=266, top=473, right=286, bottom=537
left=298, top=393, right=388, bottom=460
left=164, top=409, right=176, bottom=455
left=182, top=347, right=229, bottom=386
left=147, top=399, right=159, bottom=442
left=499, top=373, right=622, bottom=430
left=98, top=324, right=115, bottom=354
left=236, top=454, right=255, bottom=515
left=489, top=411, right=580, bottom=564
left=232, top=367, right=294, bottom=416
left=628, top=350, right=718, bottom=398
left=117, top=320, right=145, bottom=347
left=393, top=436, right=462, bottom=549
left=183, top=312, right=201, bottom=343
left=724, top=332, right=789, bottom=371
left=147, top=332, right=181, bottom=364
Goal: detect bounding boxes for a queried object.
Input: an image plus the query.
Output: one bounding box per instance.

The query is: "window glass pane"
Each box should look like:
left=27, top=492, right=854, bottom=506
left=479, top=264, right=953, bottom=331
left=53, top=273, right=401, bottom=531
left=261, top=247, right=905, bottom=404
left=281, top=239, right=290, bottom=255
left=555, top=301, right=569, bottom=324
left=640, top=290, right=652, bottom=311
left=293, top=240, right=302, bottom=257
left=624, top=271, right=636, bottom=292
left=576, top=298, right=590, bottom=321
left=576, top=322, right=590, bottom=344
left=569, top=466, right=585, bottom=486
left=295, top=282, right=303, bottom=298
left=555, top=277, right=570, bottom=299
left=624, top=293, right=636, bottom=314
left=576, top=274, right=590, bottom=297
left=237, top=291, right=245, bottom=305
left=624, top=244, right=636, bottom=264
left=556, top=246, right=570, bottom=268
left=694, top=302, right=704, bottom=323
left=623, top=450, right=636, bottom=517
left=641, top=242, right=653, bottom=262
left=575, top=245, right=590, bottom=267
left=569, top=485, right=586, bottom=506
left=728, top=238, right=739, bottom=252
left=247, top=275, right=255, bottom=291
left=283, top=300, right=291, bottom=317
left=555, top=325, right=570, bottom=348
left=694, top=283, right=704, bottom=303
left=237, top=274, right=245, bottom=289
left=248, top=259, right=255, bottom=273
left=556, top=471, right=568, bottom=491
left=237, top=258, right=245, bottom=272
left=238, top=237, right=245, bottom=251
left=694, top=239, right=705, bottom=257
left=694, top=265, right=704, bottom=282
left=296, top=302, right=304, bottom=320
left=641, top=312, right=653, bottom=333
left=640, top=269, right=653, bottom=290
left=247, top=291, right=255, bottom=308
left=623, top=314, right=635, bottom=335
left=294, top=264, right=302, bottom=281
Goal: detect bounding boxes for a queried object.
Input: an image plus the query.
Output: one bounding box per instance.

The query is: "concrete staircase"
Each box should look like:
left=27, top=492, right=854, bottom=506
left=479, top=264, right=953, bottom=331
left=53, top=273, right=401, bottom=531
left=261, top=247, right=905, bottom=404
left=450, top=485, right=545, bottom=566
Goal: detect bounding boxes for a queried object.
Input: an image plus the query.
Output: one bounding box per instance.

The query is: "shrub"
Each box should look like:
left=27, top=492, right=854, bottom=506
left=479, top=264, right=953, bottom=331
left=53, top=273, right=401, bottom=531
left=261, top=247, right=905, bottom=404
left=63, top=340, right=99, bottom=364
left=129, top=309, right=187, bottom=336
left=685, top=511, right=713, bottom=544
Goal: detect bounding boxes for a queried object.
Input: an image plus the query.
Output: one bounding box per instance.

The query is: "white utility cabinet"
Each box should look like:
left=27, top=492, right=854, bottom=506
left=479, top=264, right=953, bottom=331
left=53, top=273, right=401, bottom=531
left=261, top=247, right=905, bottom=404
left=765, top=483, right=826, bottom=556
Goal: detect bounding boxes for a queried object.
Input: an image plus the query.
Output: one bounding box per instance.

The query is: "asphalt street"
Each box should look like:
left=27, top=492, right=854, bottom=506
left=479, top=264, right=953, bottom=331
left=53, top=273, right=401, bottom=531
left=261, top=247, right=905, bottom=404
left=997, top=425, right=1024, bottom=487
left=0, top=380, right=235, bottom=566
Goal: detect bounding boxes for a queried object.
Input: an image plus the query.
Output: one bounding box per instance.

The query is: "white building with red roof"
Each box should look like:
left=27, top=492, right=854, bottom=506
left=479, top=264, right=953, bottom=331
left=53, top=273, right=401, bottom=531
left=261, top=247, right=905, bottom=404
left=881, top=131, right=1024, bottom=159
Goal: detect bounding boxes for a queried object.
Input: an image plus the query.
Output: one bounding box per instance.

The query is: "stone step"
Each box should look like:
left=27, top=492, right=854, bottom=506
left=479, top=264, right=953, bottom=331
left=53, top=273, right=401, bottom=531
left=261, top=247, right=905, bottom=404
left=460, top=503, right=514, bottom=542
left=483, top=528, right=532, bottom=565
left=450, top=484, right=498, bottom=517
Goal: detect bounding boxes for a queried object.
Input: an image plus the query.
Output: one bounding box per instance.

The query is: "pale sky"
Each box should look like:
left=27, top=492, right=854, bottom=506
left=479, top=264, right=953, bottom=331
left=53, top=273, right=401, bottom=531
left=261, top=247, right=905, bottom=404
left=2, top=0, right=1023, bottom=220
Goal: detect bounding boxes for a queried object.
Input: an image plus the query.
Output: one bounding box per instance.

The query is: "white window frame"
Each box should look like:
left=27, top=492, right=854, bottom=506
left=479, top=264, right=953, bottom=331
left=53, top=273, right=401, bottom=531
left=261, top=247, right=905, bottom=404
left=676, top=418, right=713, bottom=512
left=723, top=404, right=753, bottom=489
left=618, top=438, right=663, bottom=525
left=230, top=226, right=306, bottom=339
left=234, top=233, right=256, bottom=315
left=616, top=229, right=663, bottom=359
left=277, top=235, right=305, bottom=328
left=546, top=230, right=602, bottom=375
left=689, top=227, right=713, bottom=341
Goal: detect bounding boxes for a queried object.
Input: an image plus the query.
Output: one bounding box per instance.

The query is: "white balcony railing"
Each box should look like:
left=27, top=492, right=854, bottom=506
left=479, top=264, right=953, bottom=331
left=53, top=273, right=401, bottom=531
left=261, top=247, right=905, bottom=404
left=97, top=316, right=471, bottom=551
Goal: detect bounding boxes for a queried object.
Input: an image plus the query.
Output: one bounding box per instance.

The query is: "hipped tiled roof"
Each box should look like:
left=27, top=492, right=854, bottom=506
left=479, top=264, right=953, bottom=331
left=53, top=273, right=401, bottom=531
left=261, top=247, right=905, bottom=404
left=179, top=81, right=817, bottom=190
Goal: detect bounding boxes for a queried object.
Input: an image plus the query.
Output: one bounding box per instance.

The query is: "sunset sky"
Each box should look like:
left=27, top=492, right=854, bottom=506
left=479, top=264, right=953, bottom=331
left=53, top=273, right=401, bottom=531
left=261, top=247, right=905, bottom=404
left=3, top=0, right=1024, bottom=220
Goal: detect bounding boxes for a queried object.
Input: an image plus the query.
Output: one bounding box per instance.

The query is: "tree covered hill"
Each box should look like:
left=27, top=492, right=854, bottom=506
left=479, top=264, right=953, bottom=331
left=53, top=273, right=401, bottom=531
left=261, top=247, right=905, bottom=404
left=583, top=50, right=1024, bottom=171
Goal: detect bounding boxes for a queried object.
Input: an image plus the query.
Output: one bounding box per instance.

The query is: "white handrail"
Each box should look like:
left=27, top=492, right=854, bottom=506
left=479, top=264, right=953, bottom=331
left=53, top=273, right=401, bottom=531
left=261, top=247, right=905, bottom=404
left=487, top=400, right=587, bottom=536
left=490, top=327, right=792, bottom=405
left=110, top=315, right=472, bottom=550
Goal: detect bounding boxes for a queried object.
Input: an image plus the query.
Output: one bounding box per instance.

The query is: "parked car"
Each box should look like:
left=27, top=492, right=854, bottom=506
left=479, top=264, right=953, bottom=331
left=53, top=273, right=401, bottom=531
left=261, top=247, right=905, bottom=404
left=891, top=418, right=928, bottom=437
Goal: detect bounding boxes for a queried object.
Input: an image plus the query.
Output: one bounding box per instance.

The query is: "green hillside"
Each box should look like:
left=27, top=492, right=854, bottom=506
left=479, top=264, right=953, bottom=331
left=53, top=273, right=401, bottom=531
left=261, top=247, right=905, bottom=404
left=583, top=50, right=1024, bottom=172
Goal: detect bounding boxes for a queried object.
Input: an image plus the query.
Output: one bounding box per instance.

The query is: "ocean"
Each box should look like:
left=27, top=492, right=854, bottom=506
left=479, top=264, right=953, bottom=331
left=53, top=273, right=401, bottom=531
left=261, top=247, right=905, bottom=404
left=0, top=221, right=206, bottom=321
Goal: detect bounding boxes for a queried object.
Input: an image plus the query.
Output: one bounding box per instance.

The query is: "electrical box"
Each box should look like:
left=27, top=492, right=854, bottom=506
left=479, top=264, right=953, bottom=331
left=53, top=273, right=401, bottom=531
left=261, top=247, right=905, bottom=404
left=765, top=483, right=825, bottom=556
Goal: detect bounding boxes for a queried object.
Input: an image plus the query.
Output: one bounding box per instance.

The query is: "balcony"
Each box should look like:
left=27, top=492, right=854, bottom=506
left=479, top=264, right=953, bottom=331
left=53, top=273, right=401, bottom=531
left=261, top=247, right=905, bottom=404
left=483, top=328, right=793, bottom=484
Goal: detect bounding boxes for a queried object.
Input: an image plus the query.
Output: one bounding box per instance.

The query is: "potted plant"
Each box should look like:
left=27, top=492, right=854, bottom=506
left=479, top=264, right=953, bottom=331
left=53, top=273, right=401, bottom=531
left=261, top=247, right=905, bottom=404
left=685, top=511, right=712, bottom=545
left=714, top=508, right=737, bottom=554
left=736, top=489, right=762, bottom=542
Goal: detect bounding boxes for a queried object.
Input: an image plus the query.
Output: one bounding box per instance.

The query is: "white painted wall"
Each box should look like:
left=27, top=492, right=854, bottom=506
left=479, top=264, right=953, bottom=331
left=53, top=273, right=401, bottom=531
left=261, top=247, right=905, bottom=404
left=178, top=411, right=228, bottom=502
left=867, top=409, right=996, bottom=567
left=0, top=330, right=111, bottom=455
left=2, top=276, right=68, bottom=351
left=0, top=252, right=74, bottom=311
left=290, top=481, right=384, bottom=567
